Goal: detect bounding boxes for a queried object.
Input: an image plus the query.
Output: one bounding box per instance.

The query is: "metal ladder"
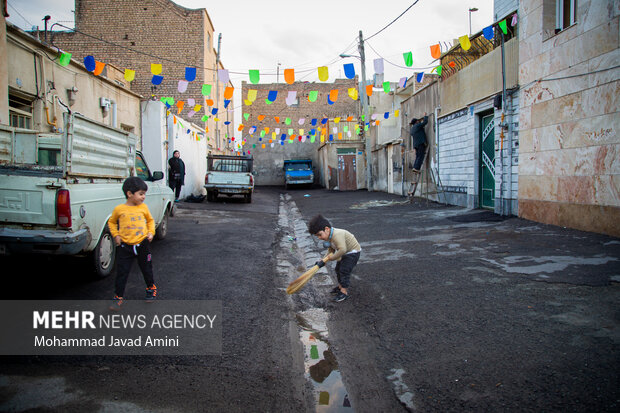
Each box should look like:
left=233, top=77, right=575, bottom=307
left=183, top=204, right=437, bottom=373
left=407, top=146, right=446, bottom=205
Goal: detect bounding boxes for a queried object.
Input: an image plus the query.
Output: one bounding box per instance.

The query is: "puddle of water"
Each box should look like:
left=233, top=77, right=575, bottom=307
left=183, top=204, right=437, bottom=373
left=297, top=310, right=353, bottom=412
left=350, top=200, right=409, bottom=210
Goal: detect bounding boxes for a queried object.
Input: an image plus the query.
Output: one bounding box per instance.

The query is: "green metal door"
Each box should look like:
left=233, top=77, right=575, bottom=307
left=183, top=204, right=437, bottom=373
left=479, top=113, right=495, bottom=209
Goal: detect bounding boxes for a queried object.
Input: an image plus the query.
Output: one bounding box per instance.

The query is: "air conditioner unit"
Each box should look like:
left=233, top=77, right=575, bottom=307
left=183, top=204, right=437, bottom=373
left=100, top=97, right=111, bottom=108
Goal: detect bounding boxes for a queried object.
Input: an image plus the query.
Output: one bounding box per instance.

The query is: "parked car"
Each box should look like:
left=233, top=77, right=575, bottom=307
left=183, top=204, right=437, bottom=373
left=283, top=159, right=314, bottom=189
left=0, top=113, right=174, bottom=277
left=204, top=155, right=254, bottom=203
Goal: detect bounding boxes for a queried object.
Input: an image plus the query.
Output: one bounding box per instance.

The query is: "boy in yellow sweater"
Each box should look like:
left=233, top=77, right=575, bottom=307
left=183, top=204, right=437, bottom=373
left=108, top=177, right=157, bottom=310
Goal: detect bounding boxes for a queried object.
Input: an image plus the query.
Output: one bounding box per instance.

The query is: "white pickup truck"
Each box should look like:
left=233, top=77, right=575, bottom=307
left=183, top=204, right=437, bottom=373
left=0, top=113, right=174, bottom=277
left=204, top=155, right=254, bottom=203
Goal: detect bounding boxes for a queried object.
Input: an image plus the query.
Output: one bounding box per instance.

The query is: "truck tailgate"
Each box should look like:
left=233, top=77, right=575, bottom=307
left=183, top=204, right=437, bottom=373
left=0, top=175, right=58, bottom=226
left=207, top=171, right=251, bottom=185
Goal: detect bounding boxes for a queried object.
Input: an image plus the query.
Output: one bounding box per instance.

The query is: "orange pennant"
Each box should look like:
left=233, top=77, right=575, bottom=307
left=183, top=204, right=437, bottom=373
left=284, top=68, right=295, bottom=84
left=329, top=89, right=339, bottom=102
left=430, top=44, right=441, bottom=59
left=224, top=86, right=234, bottom=100
left=366, top=85, right=373, bottom=97
left=257, top=115, right=265, bottom=121
left=238, top=124, right=244, bottom=131
left=94, top=61, right=106, bottom=76
left=274, top=116, right=280, bottom=123
left=206, top=99, right=214, bottom=106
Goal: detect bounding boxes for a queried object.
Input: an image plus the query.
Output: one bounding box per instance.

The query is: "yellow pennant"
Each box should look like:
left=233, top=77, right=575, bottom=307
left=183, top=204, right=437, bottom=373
left=317, top=66, right=329, bottom=82
left=151, top=63, right=162, bottom=75
left=348, top=88, right=358, bottom=100
left=124, top=69, right=135, bottom=82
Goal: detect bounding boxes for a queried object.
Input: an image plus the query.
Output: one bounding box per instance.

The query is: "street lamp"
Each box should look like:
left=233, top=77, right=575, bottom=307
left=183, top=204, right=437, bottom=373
left=469, top=7, right=479, bottom=36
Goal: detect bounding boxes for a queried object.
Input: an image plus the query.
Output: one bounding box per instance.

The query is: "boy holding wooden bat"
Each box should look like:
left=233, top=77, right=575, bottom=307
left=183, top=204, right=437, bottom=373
left=308, top=215, right=361, bottom=302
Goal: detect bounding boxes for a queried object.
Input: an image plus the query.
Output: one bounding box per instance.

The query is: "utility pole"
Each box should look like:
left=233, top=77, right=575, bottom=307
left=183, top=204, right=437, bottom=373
left=215, top=33, right=222, bottom=151
left=358, top=30, right=372, bottom=191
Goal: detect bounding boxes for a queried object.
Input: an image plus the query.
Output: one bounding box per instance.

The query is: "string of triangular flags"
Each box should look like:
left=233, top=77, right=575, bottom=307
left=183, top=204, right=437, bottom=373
left=428, top=14, right=516, bottom=75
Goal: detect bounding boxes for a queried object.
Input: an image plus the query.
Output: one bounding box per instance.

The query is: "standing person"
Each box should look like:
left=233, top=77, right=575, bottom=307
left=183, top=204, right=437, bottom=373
left=108, top=176, right=157, bottom=310
left=308, top=214, right=361, bottom=303
left=410, top=113, right=428, bottom=173
left=168, top=150, right=185, bottom=202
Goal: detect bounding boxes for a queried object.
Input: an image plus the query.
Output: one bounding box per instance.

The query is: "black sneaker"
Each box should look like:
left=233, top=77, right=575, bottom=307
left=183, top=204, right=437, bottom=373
left=145, top=285, right=157, bottom=302
left=330, top=286, right=341, bottom=295
left=334, top=292, right=349, bottom=302
left=109, top=295, right=123, bottom=311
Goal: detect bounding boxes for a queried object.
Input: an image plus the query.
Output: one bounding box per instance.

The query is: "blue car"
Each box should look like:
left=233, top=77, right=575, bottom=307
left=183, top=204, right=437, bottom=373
left=283, top=159, right=314, bottom=189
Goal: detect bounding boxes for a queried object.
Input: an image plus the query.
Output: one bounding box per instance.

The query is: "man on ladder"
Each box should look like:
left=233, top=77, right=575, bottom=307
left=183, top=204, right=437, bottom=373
left=408, top=113, right=428, bottom=198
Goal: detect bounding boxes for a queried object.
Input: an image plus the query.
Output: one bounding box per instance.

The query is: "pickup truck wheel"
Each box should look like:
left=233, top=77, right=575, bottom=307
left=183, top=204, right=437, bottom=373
left=245, top=193, right=252, bottom=203
left=92, top=228, right=116, bottom=278
left=207, top=191, right=216, bottom=202
left=155, top=209, right=169, bottom=240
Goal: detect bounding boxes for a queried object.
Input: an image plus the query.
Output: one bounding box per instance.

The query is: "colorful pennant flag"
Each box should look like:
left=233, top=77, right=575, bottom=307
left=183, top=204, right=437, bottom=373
left=201, top=84, right=212, bottom=96
left=224, top=86, right=234, bottom=100
left=343, top=63, right=355, bottom=79
left=399, top=77, right=407, bottom=88
left=430, top=44, right=441, bottom=59
left=348, top=88, right=358, bottom=100
left=329, top=89, right=339, bottom=102
left=151, top=63, right=162, bottom=75
left=84, top=55, right=96, bottom=72
left=178, top=80, right=188, bottom=93
left=58, top=52, right=71, bottom=66
left=483, top=25, right=494, bottom=40
left=218, top=69, right=229, bottom=84
left=124, top=69, right=135, bottom=82
left=284, top=68, right=295, bottom=84
left=459, top=35, right=471, bottom=51
left=247, top=89, right=257, bottom=102
left=308, top=91, right=318, bottom=102
left=93, top=61, right=105, bottom=76
left=249, top=70, right=260, bottom=84
left=317, top=66, right=329, bottom=81
left=499, top=19, right=508, bottom=34
left=267, top=90, right=278, bottom=102
left=383, top=82, right=390, bottom=94
left=185, top=67, right=197, bottom=82
left=366, top=84, right=373, bottom=97
left=416, top=72, right=424, bottom=83
left=286, top=91, right=297, bottom=106
left=403, top=52, right=413, bottom=67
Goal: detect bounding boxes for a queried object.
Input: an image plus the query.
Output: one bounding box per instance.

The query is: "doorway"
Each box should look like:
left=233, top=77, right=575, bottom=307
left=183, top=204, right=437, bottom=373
left=479, top=112, right=495, bottom=209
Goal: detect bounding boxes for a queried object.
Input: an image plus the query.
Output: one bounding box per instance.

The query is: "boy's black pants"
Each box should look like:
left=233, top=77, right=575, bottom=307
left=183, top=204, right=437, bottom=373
left=114, top=242, right=155, bottom=297
left=335, top=252, right=360, bottom=289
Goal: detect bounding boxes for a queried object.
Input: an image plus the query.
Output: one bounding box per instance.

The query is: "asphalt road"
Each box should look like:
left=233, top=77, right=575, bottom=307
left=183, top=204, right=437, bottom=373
left=1, top=187, right=619, bottom=412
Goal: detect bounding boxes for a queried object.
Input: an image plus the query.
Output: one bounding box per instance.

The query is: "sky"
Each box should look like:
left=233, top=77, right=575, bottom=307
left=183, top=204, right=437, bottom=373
left=6, top=0, right=495, bottom=124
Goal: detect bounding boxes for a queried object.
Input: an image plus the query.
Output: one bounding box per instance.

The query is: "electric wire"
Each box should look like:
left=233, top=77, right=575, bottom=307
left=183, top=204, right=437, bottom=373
left=365, top=39, right=435, bottom=71
left=364, top=0, right=421, bottom=42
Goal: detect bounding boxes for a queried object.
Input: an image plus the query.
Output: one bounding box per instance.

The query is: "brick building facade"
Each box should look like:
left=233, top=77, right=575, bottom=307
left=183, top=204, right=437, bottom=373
left=241, top=78, right=361, bottom=185
left=52, top=0, right=232, bottom=149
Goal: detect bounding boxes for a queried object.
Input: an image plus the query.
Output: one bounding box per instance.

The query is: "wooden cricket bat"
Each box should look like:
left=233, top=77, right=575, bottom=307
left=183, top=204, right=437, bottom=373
left=286, top=254, right=330, bottom=295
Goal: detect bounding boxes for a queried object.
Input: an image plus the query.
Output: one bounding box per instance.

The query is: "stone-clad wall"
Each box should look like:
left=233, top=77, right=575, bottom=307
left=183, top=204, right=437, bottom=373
left=518, top=0, right=620, bottom=236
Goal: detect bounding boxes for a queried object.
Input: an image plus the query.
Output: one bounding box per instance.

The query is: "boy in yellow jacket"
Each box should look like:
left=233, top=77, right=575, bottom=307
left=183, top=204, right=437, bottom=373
left=108, top=177, right=157, bottom=310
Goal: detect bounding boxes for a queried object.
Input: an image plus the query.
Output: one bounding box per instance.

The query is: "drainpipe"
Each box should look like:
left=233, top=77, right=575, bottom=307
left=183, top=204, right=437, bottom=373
left=37, top=51, right=58, bottom=130
left=434, top=105, right=441, bottom=178
left=500, top=29, right=507, bottom=215
left=110, top=99, right=117, bottom=128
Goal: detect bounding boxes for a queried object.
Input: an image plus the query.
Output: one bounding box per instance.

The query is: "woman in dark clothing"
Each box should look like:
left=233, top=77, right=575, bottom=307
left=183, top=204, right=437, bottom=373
left=168, top=150, right=185, bottom=201
left=410, top=113, right=428, bottom=172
